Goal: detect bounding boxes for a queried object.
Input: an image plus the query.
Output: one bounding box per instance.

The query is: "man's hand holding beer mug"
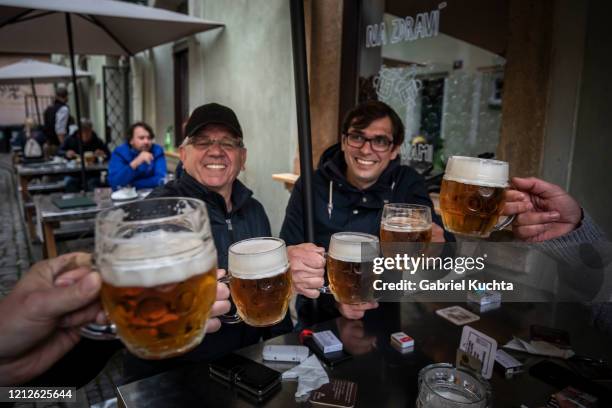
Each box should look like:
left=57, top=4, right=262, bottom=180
left=289, top=233, right=382, bottom=320
left=0, top=250, right=231, bottom=385
left=503, top=177, right=582, bottom=242
left=0, top=253, right=102, bottom=385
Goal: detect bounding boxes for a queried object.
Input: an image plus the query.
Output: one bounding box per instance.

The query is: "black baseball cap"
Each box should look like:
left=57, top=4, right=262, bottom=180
left=184, top=103, right=243, bottom=139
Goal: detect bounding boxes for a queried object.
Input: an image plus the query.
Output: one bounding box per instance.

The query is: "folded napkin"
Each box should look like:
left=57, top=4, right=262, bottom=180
left=503, top=336, right=575, bottom=359
left=281, top=354, right=329, bottom=397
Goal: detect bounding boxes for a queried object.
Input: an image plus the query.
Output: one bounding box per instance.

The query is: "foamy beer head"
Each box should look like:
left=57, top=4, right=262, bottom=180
left=95, top=197, right=218, bottom=360
left=327, top=232, right=379, bottom=304
left=228, top=237, right=291, bottom=327
left=440, top=156, right=510, bottom=237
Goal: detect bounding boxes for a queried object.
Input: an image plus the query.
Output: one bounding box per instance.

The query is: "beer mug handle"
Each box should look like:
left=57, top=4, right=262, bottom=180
left=493, top=214, right=516, bottom=232
left=80, top=323, right=117, bottom=340
left=217, top=275, right=243, bottom=325
left=82, top=255, right=118, bottom=340
left=318, top=251, right=332, bottom=294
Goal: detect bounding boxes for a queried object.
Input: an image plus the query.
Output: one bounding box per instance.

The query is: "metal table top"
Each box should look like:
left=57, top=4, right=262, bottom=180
left=16, top=161, right=107, bottom=177
left=116, top=300, right=612, bottom=407
left=35, top=190, right=152, bottom=223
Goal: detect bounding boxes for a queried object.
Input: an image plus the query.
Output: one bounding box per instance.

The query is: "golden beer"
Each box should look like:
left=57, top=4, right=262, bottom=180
left=327, top=232, right=379, bottom=304
left=380, top=204, right=432, bottom=259
left=380, top=219, right=432, bottom=244
left=101, top=266, right=217, bottom=359
left=228, top=238, right=291, bottom=327
left=440, top=156, right=511, bottom=238
left=95, top=197, right=218, bottom=359
left=440, top=179, right=506, bottom=237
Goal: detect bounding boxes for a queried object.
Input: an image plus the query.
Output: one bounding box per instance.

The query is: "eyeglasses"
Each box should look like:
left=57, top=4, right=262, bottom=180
left=187, top=137, right=244, bottom=151
left=344, top=133, right=394, bottom=152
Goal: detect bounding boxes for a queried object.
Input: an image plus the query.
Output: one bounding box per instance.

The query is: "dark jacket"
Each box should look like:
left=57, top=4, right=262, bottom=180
left=58, top=131, right=110, bottom=159
left=43, top=100, right=68, bottom=146
left=280, top=143, right=452, bottom=324
left=108, top=142, right=167, bottom=190
left=124, top=172, right=293, bottom=381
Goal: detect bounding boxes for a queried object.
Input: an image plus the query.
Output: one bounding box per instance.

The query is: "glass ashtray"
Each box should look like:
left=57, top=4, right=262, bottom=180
left=416, top=363, right=492, bottom=408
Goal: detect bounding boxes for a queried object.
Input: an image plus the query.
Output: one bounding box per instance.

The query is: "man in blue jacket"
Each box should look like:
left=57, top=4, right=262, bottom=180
left=281, top=100, right=451, bottom=324
left=124, top=103, right=292, bottom=380
left=108, top=122, right=167, bottom=190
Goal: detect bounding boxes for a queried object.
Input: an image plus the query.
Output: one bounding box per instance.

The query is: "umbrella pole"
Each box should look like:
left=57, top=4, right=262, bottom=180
left=290, top=0, right=318, bottom=319
left=290, top=0, right=315, bottom=242
left=65, top=13, right=86, bottom=191
left=29, top=78, right=42, bottom=125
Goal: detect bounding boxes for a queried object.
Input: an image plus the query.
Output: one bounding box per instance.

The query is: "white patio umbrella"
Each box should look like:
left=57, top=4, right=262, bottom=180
left=0, top=59, right=90, bottom=123
left=0, top=0, right=223, bottom=187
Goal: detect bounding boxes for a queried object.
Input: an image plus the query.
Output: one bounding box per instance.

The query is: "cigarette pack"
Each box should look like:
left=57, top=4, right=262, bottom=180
left=467, top=290, right=501, bottom=305
left=390, top=332, right=414, bottom=348
left=312, top=330, right=343, bottom=354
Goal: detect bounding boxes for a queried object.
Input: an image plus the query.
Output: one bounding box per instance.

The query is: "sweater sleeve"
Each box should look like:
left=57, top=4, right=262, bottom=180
left=108, top=151, right=137, bottom=190
left=537, top=211, right=609, bottom=267
left=279, top=177, right=305, bottom=246
left=132, top=150, right=167, bottom=189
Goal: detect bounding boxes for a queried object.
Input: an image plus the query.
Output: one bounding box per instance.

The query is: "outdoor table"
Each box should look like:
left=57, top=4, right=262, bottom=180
left=33, top=189, right=150, bottom=258
left=16, top=160, right=107, bottom=238
left=115, top=298, right=612, bottom=407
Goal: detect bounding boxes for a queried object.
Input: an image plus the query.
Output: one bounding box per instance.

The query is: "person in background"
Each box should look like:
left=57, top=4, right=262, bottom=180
left=58, top=118, right=110, bottom=192
left=108, top=122, right=167, bottom=190
left=42, top=87, right=69, bottom=156
left=13, top=117, right=45, bottom=159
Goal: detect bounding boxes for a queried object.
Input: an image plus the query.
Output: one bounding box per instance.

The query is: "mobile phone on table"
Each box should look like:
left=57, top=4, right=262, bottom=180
left=303, top=336, right=351, bottom=367
left=209, top=353, right=281, bottom=402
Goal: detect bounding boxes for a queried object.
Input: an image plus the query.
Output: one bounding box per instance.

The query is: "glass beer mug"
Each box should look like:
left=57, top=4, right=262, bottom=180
left=227, top=237, right=292, bottom=327
left=326, top=232, right=380, bottom=304
left=439, top=156, right=514, bottom=238
left=380, top=203, right=432, bottom=258
left=93, top=197, right=218, bottom=359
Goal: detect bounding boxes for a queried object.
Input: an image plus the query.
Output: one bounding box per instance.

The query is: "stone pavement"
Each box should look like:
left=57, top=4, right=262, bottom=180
left=0, top=153, right=32, bottom=298
left=0, top=153, right=116, bottom=408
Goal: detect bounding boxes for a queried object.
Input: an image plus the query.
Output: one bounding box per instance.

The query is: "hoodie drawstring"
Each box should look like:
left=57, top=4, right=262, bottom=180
left=328, top=181, right=334, bottom=219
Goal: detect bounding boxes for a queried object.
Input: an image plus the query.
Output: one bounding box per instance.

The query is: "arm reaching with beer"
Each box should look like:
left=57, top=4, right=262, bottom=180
left=287, top=243, right=326, bottom=298
left=504, top=177, right=582, bottom=242
left=206, top=269, right=232, bottom=333
left=0, top=252, right=105, bottom=385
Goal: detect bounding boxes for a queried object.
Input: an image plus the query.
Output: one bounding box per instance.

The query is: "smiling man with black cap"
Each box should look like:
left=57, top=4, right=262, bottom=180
left=127, top=103, right=293, bottom=379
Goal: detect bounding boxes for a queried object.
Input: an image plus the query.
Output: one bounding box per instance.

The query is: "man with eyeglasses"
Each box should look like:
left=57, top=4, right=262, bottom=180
left=125, top=103, right=292, bottom=380
left=281, top=100, right=451, bottom=325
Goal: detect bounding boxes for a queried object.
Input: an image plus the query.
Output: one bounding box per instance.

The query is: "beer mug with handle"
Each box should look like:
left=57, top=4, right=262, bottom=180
left=326, top=232, right=380, bottom=304
left=380, top=203, right=432, bottom=258
left=92, top=197, right=219, bottom=360
left=440, top=156, right=515, bottom=238
left=227, top=237, right=292, bottom=327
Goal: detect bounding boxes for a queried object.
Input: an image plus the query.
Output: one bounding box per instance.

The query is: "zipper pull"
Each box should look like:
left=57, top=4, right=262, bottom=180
left=225, top=218, right=233, bottom=231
